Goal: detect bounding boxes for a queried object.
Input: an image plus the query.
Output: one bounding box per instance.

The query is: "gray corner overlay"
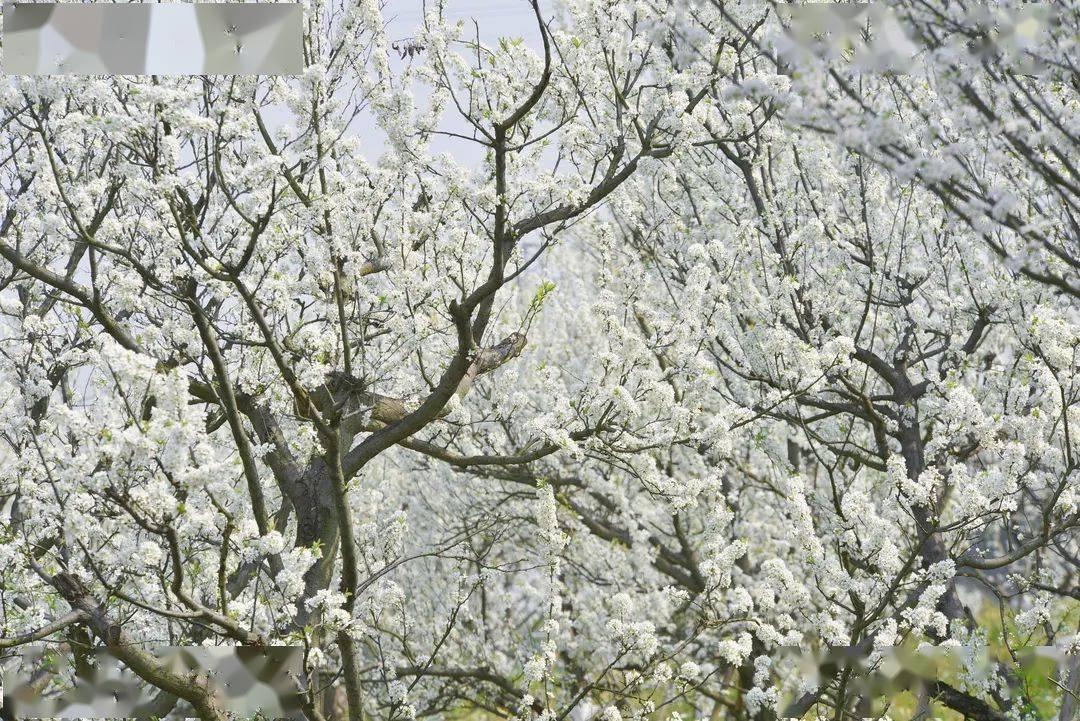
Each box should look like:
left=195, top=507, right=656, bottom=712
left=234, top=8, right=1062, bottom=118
left=2, top=2, right=303, bottom=75
left=1, top=645, right=305, bottom=719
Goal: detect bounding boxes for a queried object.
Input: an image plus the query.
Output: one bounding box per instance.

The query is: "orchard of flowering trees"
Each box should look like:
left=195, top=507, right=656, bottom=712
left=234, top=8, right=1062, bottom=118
left=0, top=1, right=1077, bottom=720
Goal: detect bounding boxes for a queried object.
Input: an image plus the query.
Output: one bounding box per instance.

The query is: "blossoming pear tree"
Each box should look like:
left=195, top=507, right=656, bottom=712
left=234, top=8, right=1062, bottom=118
left=0, top=1, right=1076, bottom=721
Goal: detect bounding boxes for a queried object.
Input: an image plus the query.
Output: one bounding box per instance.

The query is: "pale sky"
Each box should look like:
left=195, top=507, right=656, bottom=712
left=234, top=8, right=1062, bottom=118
left=361, top=0, right=549, bottom=163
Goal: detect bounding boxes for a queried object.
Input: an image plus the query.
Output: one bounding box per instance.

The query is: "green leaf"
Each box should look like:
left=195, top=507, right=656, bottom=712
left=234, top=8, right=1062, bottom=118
left=530, top=280, right=557, bottom=312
